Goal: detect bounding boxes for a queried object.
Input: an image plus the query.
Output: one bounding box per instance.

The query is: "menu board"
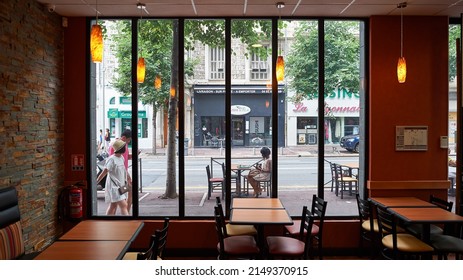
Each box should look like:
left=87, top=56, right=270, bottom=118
left=396, top=126, right=428, bottom=151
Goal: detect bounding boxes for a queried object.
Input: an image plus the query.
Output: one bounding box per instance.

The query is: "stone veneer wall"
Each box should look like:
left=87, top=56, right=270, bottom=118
left=0, top=0, right=64, bottom=253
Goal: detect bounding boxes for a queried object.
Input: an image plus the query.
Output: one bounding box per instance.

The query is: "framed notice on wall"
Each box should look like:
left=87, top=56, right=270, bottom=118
left=396, top=126, right=428, bottom=151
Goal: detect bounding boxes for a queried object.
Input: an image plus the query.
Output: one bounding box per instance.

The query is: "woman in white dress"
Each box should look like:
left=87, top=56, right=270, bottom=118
left=247, top=147, right=271, bottom=197
left=96, top=139, right=129, bottom=215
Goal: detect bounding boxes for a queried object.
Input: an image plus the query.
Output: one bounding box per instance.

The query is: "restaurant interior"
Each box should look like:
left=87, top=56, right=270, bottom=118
left=2, top=0, right=463, bottom=260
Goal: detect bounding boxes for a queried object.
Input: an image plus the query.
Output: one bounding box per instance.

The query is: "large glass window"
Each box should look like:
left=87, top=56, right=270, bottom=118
left=89, top=17, right=366, bottom=218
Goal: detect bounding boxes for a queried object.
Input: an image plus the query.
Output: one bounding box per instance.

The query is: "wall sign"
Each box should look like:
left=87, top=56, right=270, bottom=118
left=396, top=126, right=428, bottom=151
left=231, top=105, right=251, bottom=115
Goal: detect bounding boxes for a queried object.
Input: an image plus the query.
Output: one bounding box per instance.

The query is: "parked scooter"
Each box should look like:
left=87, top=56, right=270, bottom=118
left=96, top=151, right=108, bottom=190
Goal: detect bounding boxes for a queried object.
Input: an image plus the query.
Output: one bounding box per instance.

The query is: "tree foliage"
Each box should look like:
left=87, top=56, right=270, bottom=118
left=286, top=21, right=360, bottom=103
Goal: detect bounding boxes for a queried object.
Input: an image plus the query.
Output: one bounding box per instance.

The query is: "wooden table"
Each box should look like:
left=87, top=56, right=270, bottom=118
left=369, top=197, right=436, bottom=208
left=34, top=241, right=130, bottom=260
left=388, top=207, right=463, bottom=242
left=59, top=220, right=144, bottom=241
left=232, top=197, right=284, bottom=209
left=230, top=199, right=292, bottom=249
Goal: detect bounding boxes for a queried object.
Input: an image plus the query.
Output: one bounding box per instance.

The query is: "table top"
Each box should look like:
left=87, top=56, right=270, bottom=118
left=338, top=162, right=359, bottom=169
left=370, top=197, right=436, bottom=208
left=59, top=220, right=144, bottom=241
left=230, top=208, right=293, bottom=225
left=231, top=164, right=252, bottom=170
left=389, top=207, right=463, bottom=224
left=232, top=198, right=284, bottom=209
left=34, top=241, right=130, bottom=260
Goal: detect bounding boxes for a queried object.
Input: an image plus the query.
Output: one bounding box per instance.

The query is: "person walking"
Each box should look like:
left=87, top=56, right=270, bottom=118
left=109, top=129, right=133, bottom=213
left=96, top=139, right=129, bottom=215
left=104, top=128, right=111, bottom=151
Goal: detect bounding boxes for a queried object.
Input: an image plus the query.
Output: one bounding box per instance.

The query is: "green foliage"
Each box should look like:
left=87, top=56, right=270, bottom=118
left=286, top=21, right=360, bottom=103
left=449, top=25, right=460, bottom=82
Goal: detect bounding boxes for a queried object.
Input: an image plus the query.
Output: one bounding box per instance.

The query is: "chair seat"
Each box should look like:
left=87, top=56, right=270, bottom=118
left=430, top=234, right=463, bottom=253
left=226, top=224, right=257, bottom=236
left=285, top=221, right=319, bottom=236
left=267, top=236, right=305, bottom=256
left=210, top=178, right=223, bottom=183
left=220, top=235, right=260, bottom=256
left=361, top=219, right=380, bottom=233
left=382, top=233, right=434, bottom=253
left=123, top=252, right=162, bottom=260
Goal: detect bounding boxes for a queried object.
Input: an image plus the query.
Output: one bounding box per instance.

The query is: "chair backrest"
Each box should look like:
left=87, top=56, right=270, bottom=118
left=301, top=209, right=316, bottom=259
left=375, top=205, right=396, bottom=239
left=297, top=205, right=309, bottom=239
left=206, top=165, right=212, bottom=180
left=356, top=194, right=372, bottom=222
left=311, top=194, right=327, bottom=222
left=214, top=206, right=228, bottom=255
left=137, top=218, right=169, bottom=260
left=430, top=195, right=453, bottom=212
left=0, top=187, right=25, bottom=260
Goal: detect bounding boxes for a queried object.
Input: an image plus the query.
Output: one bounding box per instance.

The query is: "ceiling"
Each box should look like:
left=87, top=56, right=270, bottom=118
left=37, top=0, right=463, bottom=18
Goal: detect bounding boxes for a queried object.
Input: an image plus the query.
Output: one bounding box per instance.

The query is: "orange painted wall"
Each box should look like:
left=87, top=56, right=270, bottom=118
left=369, top=16, right=449, bottom=181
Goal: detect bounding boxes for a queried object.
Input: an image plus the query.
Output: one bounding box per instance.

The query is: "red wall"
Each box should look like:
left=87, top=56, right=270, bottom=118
left=369, top=16, right=449, bottom=181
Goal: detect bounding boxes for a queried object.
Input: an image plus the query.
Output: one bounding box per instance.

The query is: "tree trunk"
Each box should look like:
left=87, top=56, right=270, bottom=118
left=151, top=106, right=157, bottom=154
left=160, top=20, right=179, bottom=199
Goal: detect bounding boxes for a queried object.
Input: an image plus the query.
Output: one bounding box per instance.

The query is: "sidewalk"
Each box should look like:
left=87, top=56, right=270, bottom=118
left=140, top=144, right=357, bottom=159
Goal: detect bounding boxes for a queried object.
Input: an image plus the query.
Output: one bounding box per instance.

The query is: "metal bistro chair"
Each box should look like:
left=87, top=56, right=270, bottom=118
left=206, top=164, right=224, bottom=200
left=215, top=197, right=257, bottom=237
left=356, top=194, right=381, bottom=258
left=123, top=218, right=169, bottom=260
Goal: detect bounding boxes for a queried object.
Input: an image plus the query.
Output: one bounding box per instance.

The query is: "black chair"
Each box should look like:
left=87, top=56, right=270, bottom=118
left=334, top=164, right=358, bottom=198
left=215, top=197, right=257, bottom=236
left=376, top=205, right=434, bottom=259
left=214, top=206, right=259, bottom=260
left=123, top=218, right=170, bottom=260
left=356, top=194, right=380, bottom=258
left=206, top=165, right=224, bottom=199
left=283, top=194, right=327, bottom=259
left=0, top=187, right=39, bottom=260
left=428, top=228, right=463, bottom=260
left=266, top=206, right=315, bottom=259
left=406, top=195, right=454, bottom=237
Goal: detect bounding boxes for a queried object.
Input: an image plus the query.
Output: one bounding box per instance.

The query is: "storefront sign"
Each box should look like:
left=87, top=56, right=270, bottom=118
left=120, top=97, right=132, bottom=104
left=231, top=105, right=251, bottom=115
left=107, top=108, right=119, bottom=118
left=194, top=85, right=284, bottom=95
left=107, top=109, right=147, bottom=118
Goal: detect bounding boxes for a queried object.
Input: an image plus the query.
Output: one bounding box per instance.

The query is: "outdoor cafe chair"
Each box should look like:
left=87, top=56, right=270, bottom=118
left=334, top=164, right=358, bottom=199
left=206, top=164, right=224, bottom=199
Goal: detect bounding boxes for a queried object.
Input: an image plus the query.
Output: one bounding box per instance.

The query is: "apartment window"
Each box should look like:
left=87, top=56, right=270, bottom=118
left=250, top=49, right=269, bottom=80
left=210, top=47, right=225, bottom=80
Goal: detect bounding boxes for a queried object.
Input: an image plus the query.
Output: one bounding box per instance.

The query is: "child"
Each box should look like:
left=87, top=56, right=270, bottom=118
left=96, top=139, right=129, bottom=215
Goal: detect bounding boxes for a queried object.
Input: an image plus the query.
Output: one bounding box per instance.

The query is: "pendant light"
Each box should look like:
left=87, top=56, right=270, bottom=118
left=136, top=3, right=146, bottom=83
left=154, top=74, right=162, bottom=90
left=275, top=2, right=285, bottom=82
left=90, top=0, right=103, bottom=63
left=397, top=2, right=407, bottom=83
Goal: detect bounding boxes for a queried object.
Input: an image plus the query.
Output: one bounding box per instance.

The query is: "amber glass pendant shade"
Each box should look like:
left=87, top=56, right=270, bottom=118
left=90, top=24, right=103, bottom=63
left=397, top=56, right=406, bottom=83
left=137, top=57, right=146, bottom=83
left=154, top=75, right=162, bottom=89
left=276, top=55, right=284, bottom=82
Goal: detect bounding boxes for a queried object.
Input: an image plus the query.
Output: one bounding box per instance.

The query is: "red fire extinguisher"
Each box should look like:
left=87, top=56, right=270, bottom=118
left=58, top=181, right=84, bottom=222
left=68, top=186, right=82, bottom=219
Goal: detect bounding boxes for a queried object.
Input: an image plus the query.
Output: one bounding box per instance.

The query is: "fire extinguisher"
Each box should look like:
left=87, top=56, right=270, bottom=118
left=58, top=181, right=84, bottom=222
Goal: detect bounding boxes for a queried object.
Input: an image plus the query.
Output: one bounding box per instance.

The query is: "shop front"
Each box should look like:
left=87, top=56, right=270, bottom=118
left=287, top=88, right=360, bottom=146
left=193, top=84, right=286, bottom=147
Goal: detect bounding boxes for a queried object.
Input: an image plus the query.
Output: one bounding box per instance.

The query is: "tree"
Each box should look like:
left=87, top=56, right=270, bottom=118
left=286, top=21, right=360, bottom=105
left=449, top=25, right=459, bottom=82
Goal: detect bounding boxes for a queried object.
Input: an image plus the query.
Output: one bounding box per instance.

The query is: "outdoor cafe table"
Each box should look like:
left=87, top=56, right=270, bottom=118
left=34, top=240, right=130, bottom=260
left=388, top=207, right=463, bottom=242
left=59, top=220, right=144, bottom=241
left=369, top=197, right=437, bottom=208
left=230, top=164, right=252, bottom=196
